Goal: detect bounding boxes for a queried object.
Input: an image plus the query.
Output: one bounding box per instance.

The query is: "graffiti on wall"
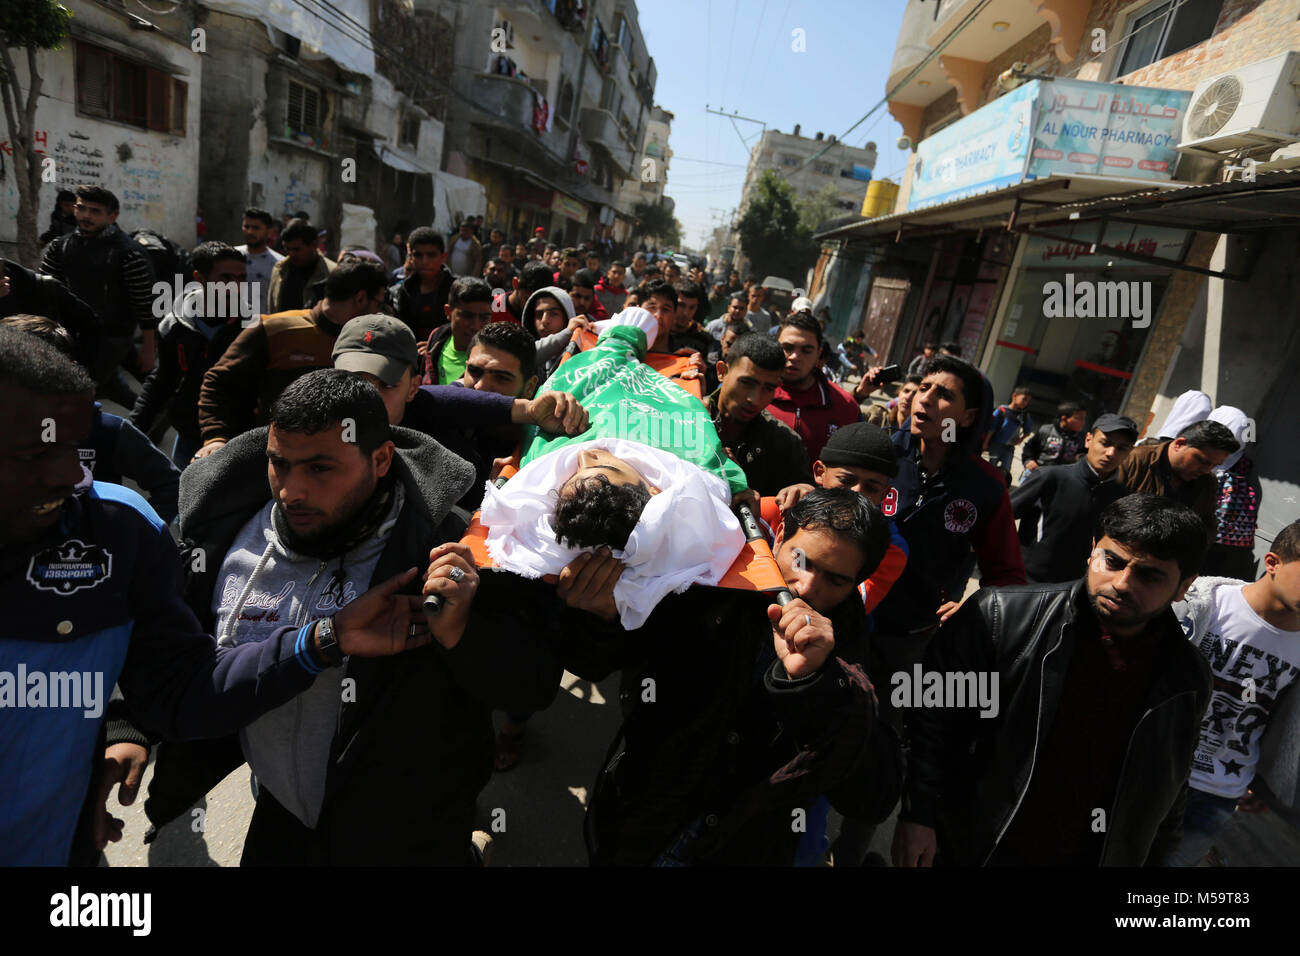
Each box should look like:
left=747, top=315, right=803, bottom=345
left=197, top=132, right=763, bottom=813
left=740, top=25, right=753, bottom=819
left=1, top=125, right=193, bottom=243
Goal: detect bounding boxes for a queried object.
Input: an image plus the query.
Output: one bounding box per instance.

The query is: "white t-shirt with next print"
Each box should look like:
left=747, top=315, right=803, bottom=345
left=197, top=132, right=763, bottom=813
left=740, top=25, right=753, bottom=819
left=1177, top=579, right=1300, bottom=799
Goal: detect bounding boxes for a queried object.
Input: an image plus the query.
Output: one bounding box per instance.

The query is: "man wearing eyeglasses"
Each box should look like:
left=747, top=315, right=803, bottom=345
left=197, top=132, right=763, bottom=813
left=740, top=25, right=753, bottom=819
left=194, top=260, right=391, bottom=459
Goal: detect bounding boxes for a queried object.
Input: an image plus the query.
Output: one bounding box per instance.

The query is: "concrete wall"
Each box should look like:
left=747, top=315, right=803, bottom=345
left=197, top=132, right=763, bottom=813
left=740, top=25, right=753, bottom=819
left=1, top=1, right=202, bottom=250
left=1141, top=227, right=1300, bottom=559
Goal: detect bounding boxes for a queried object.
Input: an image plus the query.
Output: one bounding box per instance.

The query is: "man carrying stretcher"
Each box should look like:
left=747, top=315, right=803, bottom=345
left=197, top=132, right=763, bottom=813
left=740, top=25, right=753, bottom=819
left=419, top=307, right=904, bottom=865
left=476, top=306, right=752, bottom=629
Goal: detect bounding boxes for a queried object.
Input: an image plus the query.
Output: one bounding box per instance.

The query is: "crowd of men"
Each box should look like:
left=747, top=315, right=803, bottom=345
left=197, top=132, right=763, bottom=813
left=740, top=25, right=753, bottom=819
left=2, top=182, right=1297, bottom=869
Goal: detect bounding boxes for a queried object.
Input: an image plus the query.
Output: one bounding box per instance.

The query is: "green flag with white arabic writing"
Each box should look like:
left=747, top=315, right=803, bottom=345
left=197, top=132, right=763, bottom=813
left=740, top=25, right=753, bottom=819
left=520, top=324, right=748, bottom=495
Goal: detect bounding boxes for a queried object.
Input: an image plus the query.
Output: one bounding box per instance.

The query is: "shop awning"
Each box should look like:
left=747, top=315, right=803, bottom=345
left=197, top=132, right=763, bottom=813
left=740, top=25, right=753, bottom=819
left=374, top=145, right=435, bottom=175
left=817, top=169, right=1300, bottom=281
left=815, top=174, right=1186, bottom=242
left=1012, top=167, right=1300, bottom=234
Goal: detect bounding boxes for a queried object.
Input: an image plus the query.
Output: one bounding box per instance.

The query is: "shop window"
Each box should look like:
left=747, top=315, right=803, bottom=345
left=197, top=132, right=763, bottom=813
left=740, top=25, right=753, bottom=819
left=1113, top=0, right=1223, bottom=78
left=75, top=40, right=186, bottom=135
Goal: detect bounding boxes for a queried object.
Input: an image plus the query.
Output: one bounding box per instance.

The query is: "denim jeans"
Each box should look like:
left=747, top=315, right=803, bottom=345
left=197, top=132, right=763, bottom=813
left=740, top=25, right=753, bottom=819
left=794, top=796, right=830, bottom=866
left=1162, top=788, right=1239, bottom=866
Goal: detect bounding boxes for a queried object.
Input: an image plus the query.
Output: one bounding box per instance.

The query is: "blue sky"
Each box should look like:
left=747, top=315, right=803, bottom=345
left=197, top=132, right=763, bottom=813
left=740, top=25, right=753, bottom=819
left=637, top=0, right=910, bottom=251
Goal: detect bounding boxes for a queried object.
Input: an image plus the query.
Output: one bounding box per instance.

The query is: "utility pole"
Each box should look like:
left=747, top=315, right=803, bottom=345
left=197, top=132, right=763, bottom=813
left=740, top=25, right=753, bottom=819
left=705, top=106, right=767, bottom=153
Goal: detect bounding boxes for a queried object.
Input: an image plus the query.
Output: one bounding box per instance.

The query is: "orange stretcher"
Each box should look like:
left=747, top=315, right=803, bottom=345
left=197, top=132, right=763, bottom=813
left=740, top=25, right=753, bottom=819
left=446, top=326, right=789, bottom=600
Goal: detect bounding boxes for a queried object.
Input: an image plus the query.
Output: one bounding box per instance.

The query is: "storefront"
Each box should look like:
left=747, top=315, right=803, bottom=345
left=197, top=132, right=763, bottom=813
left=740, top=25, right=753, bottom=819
left=981, top=223, right=1190, bottom=421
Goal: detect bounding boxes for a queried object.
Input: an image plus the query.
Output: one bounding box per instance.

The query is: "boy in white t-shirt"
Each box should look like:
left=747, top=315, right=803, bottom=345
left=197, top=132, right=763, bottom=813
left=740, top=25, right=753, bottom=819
left=1167, top=519, right=1300, bottom=865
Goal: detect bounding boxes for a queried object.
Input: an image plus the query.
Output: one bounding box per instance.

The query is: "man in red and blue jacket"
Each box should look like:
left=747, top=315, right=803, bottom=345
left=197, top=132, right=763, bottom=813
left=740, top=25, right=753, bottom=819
left=871, top=355, right=1026, bottom=675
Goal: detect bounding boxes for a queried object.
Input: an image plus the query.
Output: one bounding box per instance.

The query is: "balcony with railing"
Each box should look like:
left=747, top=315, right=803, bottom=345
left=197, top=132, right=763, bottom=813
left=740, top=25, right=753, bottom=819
left=470, top=71, right=567, bottom=161
left=582, top=106, right=635, bottom=179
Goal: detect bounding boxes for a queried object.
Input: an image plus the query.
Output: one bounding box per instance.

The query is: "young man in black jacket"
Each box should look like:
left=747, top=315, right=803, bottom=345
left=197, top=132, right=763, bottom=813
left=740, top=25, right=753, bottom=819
left=524, top=488, right=903, bottom=865
left=893, top=494, right=1213, bottom=867
left=1011, top=413, right=1138, bottom=583
left=390, top=227, right=455, bottom=341
left=40, top=185, right=158, bottom=406
left=130, top=241, right=251, bottom=466
left=705, top=332, right=813, bottom=497
left=118, top=370, right=562, bottom=864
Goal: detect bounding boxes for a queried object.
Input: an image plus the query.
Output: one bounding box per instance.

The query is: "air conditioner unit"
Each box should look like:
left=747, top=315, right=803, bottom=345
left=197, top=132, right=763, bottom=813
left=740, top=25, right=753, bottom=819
left=1179, top=51, right=1300, bottom=152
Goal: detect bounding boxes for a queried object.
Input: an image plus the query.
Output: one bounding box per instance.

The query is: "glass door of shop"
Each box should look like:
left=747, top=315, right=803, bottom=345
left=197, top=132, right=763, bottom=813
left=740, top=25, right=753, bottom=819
left=986, top=268, right=1167, bottom=423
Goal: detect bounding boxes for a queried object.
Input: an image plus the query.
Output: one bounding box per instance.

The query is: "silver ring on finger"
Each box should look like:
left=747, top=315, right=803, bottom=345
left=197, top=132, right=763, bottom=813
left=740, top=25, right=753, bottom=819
left=449, top=566, right=466, bottom=583
left=408, top=624, right=418, bottom=639
left=804, top=614, right=812, bottom=629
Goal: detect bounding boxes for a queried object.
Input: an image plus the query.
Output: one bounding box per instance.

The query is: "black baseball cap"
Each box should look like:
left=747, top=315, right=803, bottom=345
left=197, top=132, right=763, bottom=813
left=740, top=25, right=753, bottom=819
left=1092, top=413, right=1139, bottom=440
left=818, top=422, right=899, bottom=477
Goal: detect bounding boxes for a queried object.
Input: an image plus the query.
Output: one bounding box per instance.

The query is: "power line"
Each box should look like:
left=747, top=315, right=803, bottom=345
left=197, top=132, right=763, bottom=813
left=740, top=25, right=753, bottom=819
left=672, top=156, right=749, bottom=168
left=720, top=0, right=739, bottom=111
left=732, top=0, right=769, bottom=114
left=796, top=0, right=995, bottom=171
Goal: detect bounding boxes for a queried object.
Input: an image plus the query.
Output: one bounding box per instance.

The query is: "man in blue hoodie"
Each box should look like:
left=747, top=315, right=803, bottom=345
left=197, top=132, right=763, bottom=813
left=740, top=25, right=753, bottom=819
left=0, top=330, right=431, bottom=866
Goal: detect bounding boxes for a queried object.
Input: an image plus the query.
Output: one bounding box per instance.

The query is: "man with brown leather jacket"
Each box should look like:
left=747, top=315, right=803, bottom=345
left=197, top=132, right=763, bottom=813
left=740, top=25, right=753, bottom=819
left=893, top=494, right=1213, bottom=867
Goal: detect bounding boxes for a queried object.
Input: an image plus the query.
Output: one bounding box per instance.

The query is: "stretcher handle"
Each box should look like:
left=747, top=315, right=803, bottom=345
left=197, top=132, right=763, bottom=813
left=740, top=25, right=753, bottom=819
left=735, top=503, right=796, bottom=607
left=427, top=501, right=797, bottom=616
left=424, top=477, right=515, bottom=615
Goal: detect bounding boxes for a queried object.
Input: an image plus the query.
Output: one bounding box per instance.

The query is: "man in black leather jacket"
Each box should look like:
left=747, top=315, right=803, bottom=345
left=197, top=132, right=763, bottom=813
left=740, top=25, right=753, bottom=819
left=893, top=494, right=1212, bottom=866
left=544, top=488, right=904, bottom=866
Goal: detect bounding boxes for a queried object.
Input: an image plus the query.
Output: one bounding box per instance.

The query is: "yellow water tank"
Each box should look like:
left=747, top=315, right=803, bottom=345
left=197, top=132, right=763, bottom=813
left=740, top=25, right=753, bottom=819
left=860, top=179, right=899, bottom=218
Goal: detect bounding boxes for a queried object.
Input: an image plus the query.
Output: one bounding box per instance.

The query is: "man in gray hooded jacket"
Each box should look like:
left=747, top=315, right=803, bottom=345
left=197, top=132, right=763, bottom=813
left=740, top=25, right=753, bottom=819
left=113, top=368, right=563, bottom=864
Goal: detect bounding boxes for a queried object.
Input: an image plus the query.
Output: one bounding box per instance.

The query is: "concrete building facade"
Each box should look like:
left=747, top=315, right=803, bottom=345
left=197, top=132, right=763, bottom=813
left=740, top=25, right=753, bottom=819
left=431, top=0, right=658, bottom=246
left=818, top=0, right=1300, bottom=567
left=0, top=0, right=203, bottom=255
left=737, top=127, right=879, bottom=217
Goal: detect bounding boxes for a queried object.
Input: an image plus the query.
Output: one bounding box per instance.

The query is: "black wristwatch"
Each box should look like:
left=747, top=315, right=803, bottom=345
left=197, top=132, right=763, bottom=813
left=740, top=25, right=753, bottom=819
left=314, top=615, right=343, bottom=667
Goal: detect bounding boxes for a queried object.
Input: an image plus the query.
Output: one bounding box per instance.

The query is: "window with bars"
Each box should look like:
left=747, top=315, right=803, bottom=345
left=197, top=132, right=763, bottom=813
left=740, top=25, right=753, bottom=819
left=75, top=41, right=186, bottom=135
left=287, top=80, right=322, bottom=137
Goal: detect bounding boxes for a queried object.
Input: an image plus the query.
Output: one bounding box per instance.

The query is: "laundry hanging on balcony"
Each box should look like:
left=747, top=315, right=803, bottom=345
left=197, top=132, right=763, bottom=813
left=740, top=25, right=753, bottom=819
left=531, top=88, right=552, bottom=135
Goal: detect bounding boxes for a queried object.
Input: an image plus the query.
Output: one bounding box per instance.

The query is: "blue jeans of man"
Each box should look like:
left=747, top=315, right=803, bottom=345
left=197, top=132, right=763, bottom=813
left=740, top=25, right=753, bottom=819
left=1162, top=788, right=1239, bottom=866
